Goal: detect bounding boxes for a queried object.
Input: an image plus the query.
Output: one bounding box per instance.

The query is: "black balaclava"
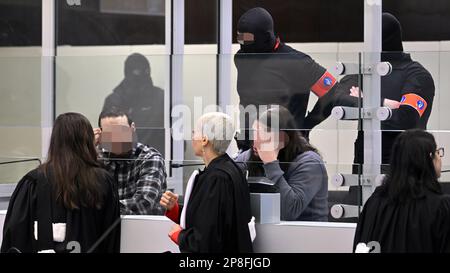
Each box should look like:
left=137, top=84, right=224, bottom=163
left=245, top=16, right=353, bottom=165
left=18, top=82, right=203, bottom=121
left=237, top=7, right=277, bottom=53
left=124, top=53, right=151, bottom=78
left=114, top=53, right=153, bottom=97
left=382, top=12, right=404, bottom=52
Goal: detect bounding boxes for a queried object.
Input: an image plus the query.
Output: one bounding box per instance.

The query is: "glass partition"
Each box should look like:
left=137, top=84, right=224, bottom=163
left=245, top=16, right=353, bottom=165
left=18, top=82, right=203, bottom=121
left=0, top=157, right=40, bottom=184
left=169, top=50, right=363, bottom=222
left=55, top=52, right=366, bottom=221
left=0, top=56, right=42, bottom=161
left=2, top=2, right=450, bottom=227
left=409, top=50, right=450, bottom=185
left=5, top=49, right=450, bottom=222
left=55, top=54, right=168, bottom=158
left=2, top=0, right=450, bottom=256
left=0, top=0, right=43, bottom=209
left=356, top=50, right=450, bottom=204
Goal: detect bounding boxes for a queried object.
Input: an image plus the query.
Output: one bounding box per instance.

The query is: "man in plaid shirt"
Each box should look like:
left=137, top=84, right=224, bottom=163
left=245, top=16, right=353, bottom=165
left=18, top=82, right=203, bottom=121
left=95, top=109, right=167, bottom=215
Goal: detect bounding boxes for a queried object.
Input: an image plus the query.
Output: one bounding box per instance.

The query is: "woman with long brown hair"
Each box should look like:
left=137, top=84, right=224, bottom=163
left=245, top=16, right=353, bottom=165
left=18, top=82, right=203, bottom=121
left=354, top=129, right=449, bottom=253
left=235, top=106, right=328, bottom=221
left=1, top=113, right=120, bottom=253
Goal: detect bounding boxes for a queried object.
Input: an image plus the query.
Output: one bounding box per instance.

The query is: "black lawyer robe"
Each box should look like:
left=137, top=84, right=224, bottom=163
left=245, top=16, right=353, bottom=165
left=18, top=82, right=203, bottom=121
left=176, top=154, right=253, bottom=253
left=354, top=186, right=450, bottom=253
left=1, top=168, right=120, bottom=253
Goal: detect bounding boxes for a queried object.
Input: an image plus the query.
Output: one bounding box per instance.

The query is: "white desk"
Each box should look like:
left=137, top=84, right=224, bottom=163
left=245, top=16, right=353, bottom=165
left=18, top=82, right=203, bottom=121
left=120, top=216, right=356, bottom=253
left=120, top=215, right=180, bottom=253
left=0, top=211, right=356, bottom=253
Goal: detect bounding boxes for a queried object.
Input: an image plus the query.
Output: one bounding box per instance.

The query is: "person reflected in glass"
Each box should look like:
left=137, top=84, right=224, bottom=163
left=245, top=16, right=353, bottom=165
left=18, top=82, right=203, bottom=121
left=102, top=53, right=165, bottom=156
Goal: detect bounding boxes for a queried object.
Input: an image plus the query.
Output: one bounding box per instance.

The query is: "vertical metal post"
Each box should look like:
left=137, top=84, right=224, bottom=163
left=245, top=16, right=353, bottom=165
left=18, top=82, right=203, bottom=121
left=164, top=0, right=172, bottom=166
left=41, top=0, right=56, bottom=160
left=362, top=0, right=382, bottom=204
left=218, top=0, right=232, bottom=110
left=167, top=0, right=185, bottom=195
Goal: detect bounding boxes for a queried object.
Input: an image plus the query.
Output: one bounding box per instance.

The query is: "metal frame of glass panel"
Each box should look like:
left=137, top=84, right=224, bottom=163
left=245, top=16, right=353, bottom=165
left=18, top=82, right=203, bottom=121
left=330, top=0, right=384, bottom=219
left=168, top=0, right=185, bottom=194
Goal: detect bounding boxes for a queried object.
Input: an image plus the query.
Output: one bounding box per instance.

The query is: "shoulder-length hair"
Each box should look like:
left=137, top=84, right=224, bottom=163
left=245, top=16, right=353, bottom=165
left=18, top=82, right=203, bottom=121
left=41, top=112, right=105, bottom=209
left=381, top=129, right=441, bottom=203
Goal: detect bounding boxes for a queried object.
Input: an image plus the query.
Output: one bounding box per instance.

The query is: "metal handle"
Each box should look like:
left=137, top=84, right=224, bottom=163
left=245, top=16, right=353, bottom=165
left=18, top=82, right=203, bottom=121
left=330, top=204, right=360, bottom=219
left=331, top=106, right=360, bottom=121
left=376, top=62, right=392, bottom=76
left=334, top=62, right=360, bottom=75
left=334, top=61, right=392, bottom=76
left=331, top=173, right=360, bottom=187
left=376, top=107, right=392, bottom=121
left=333, top=106, right=392, bottom=121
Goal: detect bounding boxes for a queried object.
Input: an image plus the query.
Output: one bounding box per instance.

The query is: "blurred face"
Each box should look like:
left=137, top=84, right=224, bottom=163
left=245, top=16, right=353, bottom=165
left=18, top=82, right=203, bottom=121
left=434, top=147, right=444, bottom=178
left=100, top=116, right=136, bottom=155
left=252, top=121, right=286, bottom=153
left=237, top=31, right=255, bottom=45
left=252, top=121, right=270, bottom=153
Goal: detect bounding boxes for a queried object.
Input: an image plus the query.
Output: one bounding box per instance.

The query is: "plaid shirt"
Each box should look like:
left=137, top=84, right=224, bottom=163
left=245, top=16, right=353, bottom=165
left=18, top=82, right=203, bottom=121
left=100, top=143, right=167, bottom=215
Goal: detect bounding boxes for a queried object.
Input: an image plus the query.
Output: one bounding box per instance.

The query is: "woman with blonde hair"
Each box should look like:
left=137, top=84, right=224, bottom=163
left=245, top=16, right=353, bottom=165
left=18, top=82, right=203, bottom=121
left=160, top=112, right=253, bottom=253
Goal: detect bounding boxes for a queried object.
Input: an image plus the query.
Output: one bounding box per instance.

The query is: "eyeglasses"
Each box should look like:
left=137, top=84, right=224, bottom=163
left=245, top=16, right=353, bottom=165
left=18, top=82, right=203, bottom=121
left=436, top=147, right=445, bottom=158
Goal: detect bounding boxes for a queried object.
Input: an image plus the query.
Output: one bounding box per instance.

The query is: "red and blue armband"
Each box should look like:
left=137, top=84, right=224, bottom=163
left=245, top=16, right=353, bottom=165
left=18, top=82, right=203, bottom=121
left=400, top=93, right=428, bottom=117
left=311, top=70, right=337, bottom=98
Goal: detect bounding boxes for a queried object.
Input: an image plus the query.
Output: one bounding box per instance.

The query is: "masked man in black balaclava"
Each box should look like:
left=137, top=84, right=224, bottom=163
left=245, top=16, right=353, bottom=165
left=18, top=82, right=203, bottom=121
left=234, top=7, right=354, bottom=151
left=335, top=12, right=435, bottom=170
left=325, top=12, right=436, bottom=211
left=102, top=53, right=165, bottom=156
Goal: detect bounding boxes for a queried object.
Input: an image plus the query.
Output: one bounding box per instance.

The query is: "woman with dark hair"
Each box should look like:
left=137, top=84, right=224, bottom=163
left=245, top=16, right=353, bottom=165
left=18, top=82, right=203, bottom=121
left=235, top=106, right=328, bottom=221
left=354, top=129, right=449, bottom=253
left=1, top=113, right=120, bottom=253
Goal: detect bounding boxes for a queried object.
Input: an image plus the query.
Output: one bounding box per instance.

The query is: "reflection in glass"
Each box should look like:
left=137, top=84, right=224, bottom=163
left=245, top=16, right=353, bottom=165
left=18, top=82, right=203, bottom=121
left=101, top=53, right=165, bottom=156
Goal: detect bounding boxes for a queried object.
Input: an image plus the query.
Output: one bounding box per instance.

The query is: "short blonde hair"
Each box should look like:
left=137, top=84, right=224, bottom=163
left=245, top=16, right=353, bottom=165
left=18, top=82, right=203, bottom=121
left=196, top=112, right=235, bottom=155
